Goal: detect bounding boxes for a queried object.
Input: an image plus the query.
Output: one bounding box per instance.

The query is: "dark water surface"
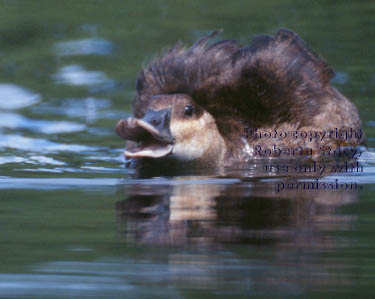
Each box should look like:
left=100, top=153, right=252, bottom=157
left=0, top=1, right=375, bottom=298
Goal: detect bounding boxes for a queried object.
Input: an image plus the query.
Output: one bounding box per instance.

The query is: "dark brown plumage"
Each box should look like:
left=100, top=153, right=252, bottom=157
left=116, top=29, right=364, bottom=170
left=136, top=30, right=332, bottom=123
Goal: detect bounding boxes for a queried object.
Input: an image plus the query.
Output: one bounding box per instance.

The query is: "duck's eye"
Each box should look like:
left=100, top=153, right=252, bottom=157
left=184, top=105, right=194, bottom=117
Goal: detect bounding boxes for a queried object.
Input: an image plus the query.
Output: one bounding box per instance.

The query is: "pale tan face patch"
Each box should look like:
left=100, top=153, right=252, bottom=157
left=137, top=93, right=226, bottom=164
left=170, top=111, right=226, bottom=162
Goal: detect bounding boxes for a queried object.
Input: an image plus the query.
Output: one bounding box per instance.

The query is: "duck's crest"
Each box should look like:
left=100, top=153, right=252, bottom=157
left=134, top=29, right=335, bottom=126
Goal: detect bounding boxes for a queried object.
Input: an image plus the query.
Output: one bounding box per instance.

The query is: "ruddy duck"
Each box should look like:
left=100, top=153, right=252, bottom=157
left=116, top=29, right=364, bottom=170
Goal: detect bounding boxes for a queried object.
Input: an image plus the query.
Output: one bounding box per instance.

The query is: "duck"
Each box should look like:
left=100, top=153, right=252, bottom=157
left=115, top=29, right=364, bottom=171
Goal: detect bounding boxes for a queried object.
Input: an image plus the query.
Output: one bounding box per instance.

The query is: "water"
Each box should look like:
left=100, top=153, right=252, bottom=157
left=0, top=0, right=375, bottom=297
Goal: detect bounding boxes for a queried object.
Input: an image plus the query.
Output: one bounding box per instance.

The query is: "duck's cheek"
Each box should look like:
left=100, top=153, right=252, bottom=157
left=170, top=121, right=207, bottom=161
left=171, top=140, right=207, bottom=161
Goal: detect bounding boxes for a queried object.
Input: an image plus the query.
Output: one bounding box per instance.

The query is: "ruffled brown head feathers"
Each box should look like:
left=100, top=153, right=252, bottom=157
left=135, top=29, right=334, bottom=128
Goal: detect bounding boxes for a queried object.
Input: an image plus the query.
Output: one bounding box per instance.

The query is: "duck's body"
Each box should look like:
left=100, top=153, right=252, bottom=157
left=116, top=29, right=364, bottom=170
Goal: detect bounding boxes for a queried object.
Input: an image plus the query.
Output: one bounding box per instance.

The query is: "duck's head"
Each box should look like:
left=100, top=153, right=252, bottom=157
left=116, top=93, right=226, bottom=168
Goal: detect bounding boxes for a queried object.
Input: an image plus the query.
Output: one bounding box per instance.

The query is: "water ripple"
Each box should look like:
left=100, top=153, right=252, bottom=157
left=52, top=65, right=114, bottom=87
left=0, top=134, right=100, bottom=153
left=0, top=84, right=41, bottom=109
left=0, top=274, right=132, bottom=298
left=0, top=112, right=85, bottom=134
left=33, top=97, right=115, bottom=123
left=0, top=177, right=121, bottom=189
left=53, top=38, right=114, bottom=56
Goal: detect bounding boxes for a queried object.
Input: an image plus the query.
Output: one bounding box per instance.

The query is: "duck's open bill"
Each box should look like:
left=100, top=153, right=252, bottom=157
left=116, top=111, right=174, bottom=158
left=124, top=142, right=173, bottom=158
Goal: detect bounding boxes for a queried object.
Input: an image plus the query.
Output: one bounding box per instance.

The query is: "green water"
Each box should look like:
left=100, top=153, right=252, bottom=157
left=0, top=0, right=375, bottom=298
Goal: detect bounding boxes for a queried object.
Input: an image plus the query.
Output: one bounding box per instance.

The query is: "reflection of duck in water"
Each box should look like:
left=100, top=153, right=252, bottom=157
left=116, top=176, right=357, bottom=245
left=116, top=29, right=364, bottom=170
left=115, top=178, right=359, bottom=293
